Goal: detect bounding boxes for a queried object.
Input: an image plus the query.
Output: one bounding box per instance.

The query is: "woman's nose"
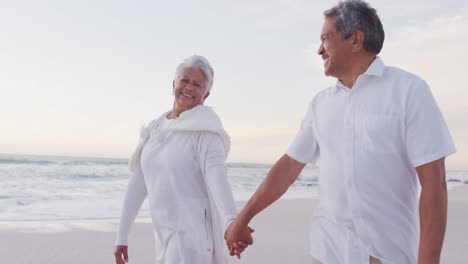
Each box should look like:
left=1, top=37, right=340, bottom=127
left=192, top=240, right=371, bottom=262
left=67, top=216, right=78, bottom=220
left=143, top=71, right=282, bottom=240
left=186, top=83, right=194, bottom=90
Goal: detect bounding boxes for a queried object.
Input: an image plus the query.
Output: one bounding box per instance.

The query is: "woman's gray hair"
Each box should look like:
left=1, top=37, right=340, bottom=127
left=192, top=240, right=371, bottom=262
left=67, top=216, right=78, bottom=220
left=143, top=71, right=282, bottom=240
left=324, top=0, right=385, bottom=54
left=174, top=55, right=215, bottom=92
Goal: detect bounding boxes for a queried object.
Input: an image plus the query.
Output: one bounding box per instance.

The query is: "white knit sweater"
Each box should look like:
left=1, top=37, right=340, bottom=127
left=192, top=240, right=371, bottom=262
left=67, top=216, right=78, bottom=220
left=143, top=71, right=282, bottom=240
left=116, top=105, right=237, bottom=264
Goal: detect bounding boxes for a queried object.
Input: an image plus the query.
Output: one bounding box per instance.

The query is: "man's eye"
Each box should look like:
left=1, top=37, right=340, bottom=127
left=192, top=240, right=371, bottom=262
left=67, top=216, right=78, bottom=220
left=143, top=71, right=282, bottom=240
left=321, top=34, right=331, bottom=43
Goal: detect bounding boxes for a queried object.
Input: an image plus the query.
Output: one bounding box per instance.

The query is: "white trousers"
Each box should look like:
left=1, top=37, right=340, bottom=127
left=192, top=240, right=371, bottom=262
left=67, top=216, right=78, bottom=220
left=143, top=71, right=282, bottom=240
left=311, top=256, right=382, bottom=264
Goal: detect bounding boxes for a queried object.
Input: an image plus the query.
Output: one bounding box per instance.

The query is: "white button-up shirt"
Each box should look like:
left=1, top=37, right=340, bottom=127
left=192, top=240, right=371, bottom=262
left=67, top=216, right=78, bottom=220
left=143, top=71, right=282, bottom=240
left=287, top=57, right=456, bottom=264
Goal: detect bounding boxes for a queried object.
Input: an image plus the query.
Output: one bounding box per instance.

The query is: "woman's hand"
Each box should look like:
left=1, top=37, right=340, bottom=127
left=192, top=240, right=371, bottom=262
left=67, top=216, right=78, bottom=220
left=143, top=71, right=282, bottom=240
left=225, top=223, right=255, bottom=259
left=114, top=245, right=129, bottom=264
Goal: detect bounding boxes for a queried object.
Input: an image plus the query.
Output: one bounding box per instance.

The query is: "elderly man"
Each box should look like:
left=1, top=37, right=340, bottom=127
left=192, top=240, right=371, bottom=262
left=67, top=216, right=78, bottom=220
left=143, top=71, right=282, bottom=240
left=225, top=0, right=456, bottom=263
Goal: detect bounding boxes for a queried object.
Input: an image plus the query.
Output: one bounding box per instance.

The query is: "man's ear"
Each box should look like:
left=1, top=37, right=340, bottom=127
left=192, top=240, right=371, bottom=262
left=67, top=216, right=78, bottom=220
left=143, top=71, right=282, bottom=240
left=351, top=30, right=365, bottom=52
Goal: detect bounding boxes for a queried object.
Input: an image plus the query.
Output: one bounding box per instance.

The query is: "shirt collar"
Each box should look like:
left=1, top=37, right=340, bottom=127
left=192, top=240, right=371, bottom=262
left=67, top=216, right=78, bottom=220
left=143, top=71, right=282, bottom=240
left=333, top=56, right=385, bottom=93
left=335, top=80, right=347, bottom=93
left=363, top=56, right=385, bottom=77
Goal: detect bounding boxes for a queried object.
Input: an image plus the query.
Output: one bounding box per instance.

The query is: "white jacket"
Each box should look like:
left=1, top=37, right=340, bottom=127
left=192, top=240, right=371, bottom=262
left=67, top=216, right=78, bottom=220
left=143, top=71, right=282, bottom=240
left=117, top=105, right=236, bottom=264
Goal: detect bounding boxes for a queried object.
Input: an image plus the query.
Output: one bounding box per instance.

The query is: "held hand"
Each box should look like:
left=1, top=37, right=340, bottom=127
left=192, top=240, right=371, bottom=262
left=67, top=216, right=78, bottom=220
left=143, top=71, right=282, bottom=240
left=231, top=226, right=255, bottom=259
left=114, top=245, right=129, bottom=264
left=224, top=221, right=254, bottom=258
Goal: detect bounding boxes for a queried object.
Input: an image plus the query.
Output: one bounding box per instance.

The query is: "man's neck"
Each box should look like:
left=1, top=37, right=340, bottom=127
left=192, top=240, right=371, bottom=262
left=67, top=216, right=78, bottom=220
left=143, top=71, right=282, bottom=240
left=339, top=54, right=377, bottom=88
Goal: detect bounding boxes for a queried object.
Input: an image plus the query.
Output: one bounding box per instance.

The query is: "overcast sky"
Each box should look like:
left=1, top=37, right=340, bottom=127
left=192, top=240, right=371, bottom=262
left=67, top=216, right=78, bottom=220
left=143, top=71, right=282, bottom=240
left=1, top=0, right=467, bottom=169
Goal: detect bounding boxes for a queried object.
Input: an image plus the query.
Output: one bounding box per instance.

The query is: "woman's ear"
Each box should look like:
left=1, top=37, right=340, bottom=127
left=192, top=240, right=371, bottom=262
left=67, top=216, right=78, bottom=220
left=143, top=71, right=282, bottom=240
left=202, top=91, right=210, bottom=102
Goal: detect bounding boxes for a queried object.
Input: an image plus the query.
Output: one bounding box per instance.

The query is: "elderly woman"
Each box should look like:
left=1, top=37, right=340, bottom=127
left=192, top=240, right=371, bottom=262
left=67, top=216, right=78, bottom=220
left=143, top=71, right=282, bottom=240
left=114, top=55, right=243, bottom=264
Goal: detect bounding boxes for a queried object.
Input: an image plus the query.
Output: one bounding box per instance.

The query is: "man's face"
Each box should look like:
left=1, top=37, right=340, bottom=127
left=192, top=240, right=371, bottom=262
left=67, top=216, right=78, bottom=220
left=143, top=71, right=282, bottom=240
left=317, top=16, right=353, bottom=79
left=173, top=67, right=209, bottom=112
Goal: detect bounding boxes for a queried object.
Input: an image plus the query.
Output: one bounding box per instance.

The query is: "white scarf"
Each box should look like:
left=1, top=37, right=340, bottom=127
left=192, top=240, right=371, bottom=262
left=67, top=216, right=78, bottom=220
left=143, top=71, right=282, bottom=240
left=129, top=105, right=230, bottom=172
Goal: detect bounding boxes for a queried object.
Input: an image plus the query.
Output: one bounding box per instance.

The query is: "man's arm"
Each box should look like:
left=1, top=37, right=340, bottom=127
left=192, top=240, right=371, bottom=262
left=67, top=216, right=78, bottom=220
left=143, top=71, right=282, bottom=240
left=416, top=158, right=448, bottom=264
left=224, top=154, right=306, bottom=253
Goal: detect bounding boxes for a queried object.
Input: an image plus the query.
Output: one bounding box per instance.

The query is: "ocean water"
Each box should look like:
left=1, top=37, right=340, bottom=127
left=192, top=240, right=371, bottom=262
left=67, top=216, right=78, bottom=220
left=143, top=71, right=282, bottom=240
left=0, top=154, right=466, bottom=221
left=0, top=154, right=318, bottom=221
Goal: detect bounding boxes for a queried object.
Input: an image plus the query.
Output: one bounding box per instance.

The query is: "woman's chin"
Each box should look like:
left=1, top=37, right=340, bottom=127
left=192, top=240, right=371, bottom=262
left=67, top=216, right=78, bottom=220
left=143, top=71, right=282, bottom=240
left=175, top=102, right=196, bottom=112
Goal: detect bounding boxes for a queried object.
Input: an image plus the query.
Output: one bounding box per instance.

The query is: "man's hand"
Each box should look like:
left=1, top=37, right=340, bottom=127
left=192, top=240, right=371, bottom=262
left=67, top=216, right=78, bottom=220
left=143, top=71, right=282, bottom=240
left=231, top=227, right=255, bottom=258
left=114, top=245, right=129, bottom=264
left=224, top=154, right=305, bottom=259
left=224, top=221, right=254, bottom=258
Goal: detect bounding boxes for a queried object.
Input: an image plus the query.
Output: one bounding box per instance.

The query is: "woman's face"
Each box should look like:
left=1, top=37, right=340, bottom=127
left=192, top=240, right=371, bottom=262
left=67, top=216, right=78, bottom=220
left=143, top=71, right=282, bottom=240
left=172, top=67, right=209, bottom=114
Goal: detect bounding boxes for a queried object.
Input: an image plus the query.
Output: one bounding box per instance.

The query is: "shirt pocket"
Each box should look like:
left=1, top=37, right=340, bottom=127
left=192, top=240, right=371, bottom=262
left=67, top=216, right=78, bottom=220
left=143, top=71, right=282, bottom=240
left=181, top=198, right=214, bottom=255
left=362, top=115, right=401, bottom=155
left=203, top=208, right=214, bottom=253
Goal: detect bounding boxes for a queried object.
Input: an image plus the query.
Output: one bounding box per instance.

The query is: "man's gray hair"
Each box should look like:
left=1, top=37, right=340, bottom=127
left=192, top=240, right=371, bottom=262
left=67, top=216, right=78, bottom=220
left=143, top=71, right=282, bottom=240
left=324, top=0, right=385, bottom=54
left=174, top=55, right=215, bottom=92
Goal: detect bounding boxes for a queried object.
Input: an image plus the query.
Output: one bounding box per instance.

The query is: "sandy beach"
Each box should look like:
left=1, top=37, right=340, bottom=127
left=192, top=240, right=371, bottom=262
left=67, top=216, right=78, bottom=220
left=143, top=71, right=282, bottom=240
left=1, top=186, right=467, bottom=264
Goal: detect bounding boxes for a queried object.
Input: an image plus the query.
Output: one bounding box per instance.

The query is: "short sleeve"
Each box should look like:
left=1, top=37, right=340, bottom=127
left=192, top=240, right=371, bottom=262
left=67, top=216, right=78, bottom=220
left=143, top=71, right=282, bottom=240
left=286, top=101, right=320, bottom=164
left=405, top=79, right=456, bottom=167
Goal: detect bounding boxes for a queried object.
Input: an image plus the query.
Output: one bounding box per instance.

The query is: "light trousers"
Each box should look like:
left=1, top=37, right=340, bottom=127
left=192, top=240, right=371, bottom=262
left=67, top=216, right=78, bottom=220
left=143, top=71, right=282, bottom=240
left=311, top=256, right=383, bottom=264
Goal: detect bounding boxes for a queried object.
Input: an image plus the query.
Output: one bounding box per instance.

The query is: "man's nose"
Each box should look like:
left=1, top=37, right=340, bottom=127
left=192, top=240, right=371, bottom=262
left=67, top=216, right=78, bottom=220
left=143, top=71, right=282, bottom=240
left=317, top=43, right=324, bottom=55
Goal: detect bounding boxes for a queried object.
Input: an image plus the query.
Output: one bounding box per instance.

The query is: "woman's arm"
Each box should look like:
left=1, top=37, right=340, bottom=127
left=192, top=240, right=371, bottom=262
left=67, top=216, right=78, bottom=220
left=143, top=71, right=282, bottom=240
left=114, top=168, right=147, bottom=264
left=199, top=133, right=237, bottom=228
